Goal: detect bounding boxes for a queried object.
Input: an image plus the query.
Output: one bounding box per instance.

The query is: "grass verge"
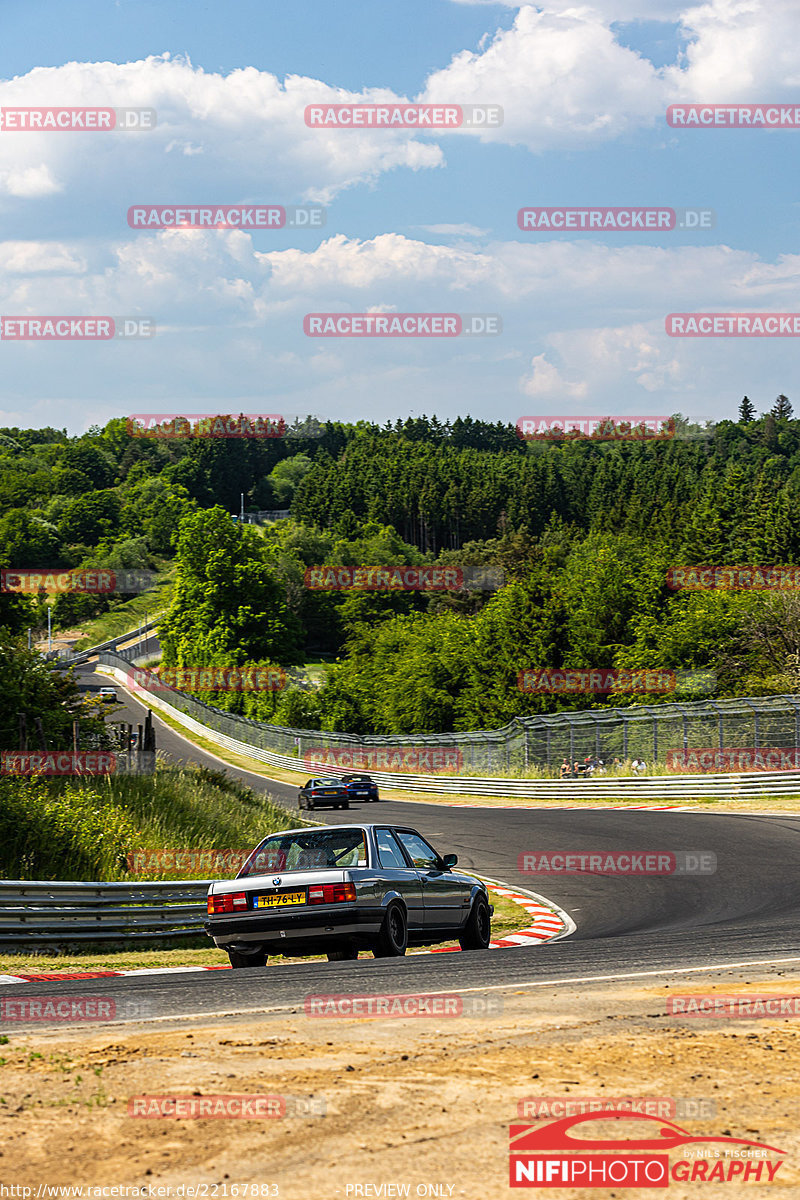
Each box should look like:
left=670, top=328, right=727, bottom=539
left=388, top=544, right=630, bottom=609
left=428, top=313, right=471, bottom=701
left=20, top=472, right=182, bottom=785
left=70, top=567, right=175, bottom=649
left=0, top=764, right=303, bottom=881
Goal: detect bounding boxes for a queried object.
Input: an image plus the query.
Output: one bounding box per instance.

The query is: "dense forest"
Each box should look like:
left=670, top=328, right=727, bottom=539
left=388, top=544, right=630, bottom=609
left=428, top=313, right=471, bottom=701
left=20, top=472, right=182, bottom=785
left=2, top=395, right=800, bottom=742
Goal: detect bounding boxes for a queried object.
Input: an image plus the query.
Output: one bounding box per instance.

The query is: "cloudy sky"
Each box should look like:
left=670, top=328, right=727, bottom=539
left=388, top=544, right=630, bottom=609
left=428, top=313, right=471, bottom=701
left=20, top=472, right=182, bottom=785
left=1, top=0, right=798, bottom=434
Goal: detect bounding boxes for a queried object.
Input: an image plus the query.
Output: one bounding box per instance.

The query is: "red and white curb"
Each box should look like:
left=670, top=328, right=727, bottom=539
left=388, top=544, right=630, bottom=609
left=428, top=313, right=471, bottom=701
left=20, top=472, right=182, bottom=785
left=0, top=881, right=574, bottom=985
left=430, top=878, right=574, bottom=952
left=433, top=802, right=691, bottom=811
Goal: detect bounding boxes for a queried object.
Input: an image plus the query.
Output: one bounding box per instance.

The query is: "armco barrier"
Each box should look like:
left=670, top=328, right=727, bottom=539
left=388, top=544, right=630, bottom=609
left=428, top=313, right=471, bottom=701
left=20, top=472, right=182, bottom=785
left=0, top=880, right=209, bottom=943
left=98, top=653, right=800, bottom=776
left=57, top=620, right=159, bottom=667
left=98, top=659, right=800, bottom=800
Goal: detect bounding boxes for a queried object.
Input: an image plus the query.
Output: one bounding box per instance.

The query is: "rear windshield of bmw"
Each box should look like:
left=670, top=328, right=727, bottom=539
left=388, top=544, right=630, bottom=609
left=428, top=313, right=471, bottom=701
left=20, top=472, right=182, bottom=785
left=237, top=828, right=368, bottom=877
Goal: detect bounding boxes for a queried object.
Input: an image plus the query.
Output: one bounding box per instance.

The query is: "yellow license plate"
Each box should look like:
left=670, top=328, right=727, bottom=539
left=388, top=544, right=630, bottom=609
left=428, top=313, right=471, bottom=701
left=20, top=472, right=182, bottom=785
left=256, top=891, right=305, bottom=908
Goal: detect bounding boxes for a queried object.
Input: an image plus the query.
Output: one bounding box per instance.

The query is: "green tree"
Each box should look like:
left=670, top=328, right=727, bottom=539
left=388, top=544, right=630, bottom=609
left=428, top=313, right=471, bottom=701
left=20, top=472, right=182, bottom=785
left=159, top=507, right=303, bottom=670
left=267, top=454, right=314, bottom=506
left=59, top=490, right=121, bottom=546
left=772, top=394, right=793, bottom=421
left=738, top=395, right=756, bottom=422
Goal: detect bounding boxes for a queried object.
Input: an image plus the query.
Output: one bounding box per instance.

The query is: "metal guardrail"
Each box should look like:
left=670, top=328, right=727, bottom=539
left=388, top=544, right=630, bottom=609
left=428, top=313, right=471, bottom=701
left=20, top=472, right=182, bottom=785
left=99, top=662, right=800, bottom=799
left=240, top=509, right=291, bottom=525
left=56, top=621, right=159, bottom=666
left=0, top=880, right=210, bottom=943
left=97, top=653, right=800, bottom=773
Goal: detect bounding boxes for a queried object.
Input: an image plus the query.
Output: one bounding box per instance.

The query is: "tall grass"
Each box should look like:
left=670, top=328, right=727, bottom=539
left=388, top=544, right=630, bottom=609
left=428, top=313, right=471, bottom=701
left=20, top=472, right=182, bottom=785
left=0, top=765, right=299, bottom=881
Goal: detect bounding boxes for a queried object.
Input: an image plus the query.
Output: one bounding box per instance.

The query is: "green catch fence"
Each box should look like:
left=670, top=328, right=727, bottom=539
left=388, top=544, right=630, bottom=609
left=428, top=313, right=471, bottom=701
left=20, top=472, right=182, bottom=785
left=98, top=652, right=800, bottom=775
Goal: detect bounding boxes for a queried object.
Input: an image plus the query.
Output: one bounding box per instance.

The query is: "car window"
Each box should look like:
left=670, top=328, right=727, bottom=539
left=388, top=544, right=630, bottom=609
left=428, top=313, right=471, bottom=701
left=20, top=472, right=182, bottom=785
left=376, top=829, right=409, bottom=870
left=238, top=829, right=367, bottom=876
left=395, top=830, right=440, bottom=870
left=303, top=780, right=312, bottom=789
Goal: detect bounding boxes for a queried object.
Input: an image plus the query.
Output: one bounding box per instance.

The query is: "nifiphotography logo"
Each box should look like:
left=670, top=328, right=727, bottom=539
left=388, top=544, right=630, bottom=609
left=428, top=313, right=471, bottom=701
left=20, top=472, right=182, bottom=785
left=509, top=1111, right=785, bottom=1187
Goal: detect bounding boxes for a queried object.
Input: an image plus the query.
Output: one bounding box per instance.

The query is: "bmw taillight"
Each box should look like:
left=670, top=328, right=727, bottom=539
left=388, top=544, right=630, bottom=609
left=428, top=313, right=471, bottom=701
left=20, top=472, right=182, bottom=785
left=307, top=883, right=357, bottom=905
left=207, top=891, right=249, bottom=915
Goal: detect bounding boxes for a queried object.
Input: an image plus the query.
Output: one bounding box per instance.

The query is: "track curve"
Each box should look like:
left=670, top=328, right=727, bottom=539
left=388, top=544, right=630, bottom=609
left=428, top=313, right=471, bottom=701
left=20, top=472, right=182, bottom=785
left=10, top=664, right=796, bottom=1029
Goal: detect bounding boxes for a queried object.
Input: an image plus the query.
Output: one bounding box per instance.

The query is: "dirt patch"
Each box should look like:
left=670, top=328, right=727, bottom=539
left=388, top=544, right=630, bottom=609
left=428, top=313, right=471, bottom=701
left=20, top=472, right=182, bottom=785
left=2, top=970, right=798, bottom=1198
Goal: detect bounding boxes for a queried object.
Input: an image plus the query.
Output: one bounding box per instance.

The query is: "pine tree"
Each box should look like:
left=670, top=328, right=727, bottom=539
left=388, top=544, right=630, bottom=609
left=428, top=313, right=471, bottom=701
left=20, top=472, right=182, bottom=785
left=763, top=413, right=779, bottom=451
left=772, top=394, right=793, bottom=420
left=738, top=395, right=756, bottom=423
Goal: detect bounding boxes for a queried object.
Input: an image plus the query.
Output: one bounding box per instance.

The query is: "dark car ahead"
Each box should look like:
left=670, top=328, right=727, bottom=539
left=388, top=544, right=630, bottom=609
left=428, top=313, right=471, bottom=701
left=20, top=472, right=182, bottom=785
left=205, top=822, right=493, bottom=968
left=298, top=776, right=350, bottom=810
left=341, top=773, right=379, bottom=802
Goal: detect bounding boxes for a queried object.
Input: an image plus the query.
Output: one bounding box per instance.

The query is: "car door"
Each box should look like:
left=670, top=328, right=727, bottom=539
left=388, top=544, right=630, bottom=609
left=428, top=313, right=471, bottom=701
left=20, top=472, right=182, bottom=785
left=394, top=829, right=468, bottom=931
left=374, top=827, right=424, bottom=931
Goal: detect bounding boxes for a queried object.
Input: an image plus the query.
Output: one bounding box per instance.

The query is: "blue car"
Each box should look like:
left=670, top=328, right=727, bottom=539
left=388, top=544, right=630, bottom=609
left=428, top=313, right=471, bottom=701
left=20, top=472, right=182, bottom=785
left=341, top=773, right=380, bottom=802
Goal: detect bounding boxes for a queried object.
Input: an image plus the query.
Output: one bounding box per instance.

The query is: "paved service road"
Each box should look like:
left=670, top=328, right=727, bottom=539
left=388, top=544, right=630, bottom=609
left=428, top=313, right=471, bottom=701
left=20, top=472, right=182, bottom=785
left=14, top=663, right=798, bottom=1027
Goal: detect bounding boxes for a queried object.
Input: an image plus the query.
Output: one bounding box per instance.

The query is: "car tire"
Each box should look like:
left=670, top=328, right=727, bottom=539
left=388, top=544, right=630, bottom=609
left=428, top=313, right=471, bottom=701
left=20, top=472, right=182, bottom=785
left=458, top=895, right=492, bottom=951
left=227, top=946, right=268, bottom=969
left=307, top=799, right=315, bottom=810
left=327, top=944, right=359, bottom=961
left=373, top=902, right=407, bottom=957
left=342, top=800, right=350, bottom=809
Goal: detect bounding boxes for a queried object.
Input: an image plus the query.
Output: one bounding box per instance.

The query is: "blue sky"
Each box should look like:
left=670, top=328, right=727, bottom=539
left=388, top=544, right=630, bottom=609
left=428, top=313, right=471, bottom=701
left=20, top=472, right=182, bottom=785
left=1, top=0, right=799, bottom=433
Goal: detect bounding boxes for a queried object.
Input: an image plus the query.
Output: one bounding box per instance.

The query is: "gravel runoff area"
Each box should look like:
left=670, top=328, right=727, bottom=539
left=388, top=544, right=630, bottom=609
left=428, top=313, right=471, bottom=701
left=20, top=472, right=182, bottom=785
left=1, top=966, right=798, bottom=1198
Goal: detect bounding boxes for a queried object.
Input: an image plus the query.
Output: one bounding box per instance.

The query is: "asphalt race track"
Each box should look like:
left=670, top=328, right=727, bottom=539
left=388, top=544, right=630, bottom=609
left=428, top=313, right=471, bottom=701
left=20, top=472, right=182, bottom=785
left=12, top=663, right=799, bottom=1027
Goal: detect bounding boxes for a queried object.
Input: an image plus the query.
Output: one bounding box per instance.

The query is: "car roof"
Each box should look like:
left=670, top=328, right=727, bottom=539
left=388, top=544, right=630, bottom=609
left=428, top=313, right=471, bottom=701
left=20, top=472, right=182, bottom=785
left=259, top=823, right=415, bottom=838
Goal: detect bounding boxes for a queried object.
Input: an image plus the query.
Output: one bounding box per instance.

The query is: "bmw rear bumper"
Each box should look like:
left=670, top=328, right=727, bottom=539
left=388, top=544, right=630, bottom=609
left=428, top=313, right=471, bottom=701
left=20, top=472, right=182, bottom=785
left=205, top=905, right=383, bottom=950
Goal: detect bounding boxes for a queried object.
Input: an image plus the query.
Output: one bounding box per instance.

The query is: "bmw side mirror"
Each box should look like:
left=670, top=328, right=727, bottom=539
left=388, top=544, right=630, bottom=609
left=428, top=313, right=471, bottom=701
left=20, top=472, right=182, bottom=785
left=442, top=853, right=458, bottom=869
